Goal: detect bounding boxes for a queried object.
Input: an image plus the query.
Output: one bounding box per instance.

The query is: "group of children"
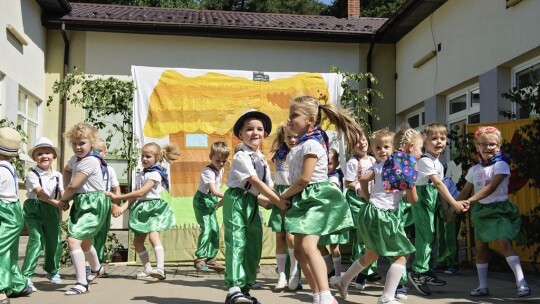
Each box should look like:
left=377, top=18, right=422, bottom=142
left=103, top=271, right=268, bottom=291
left=191, top=96, right=532, bottom=304
left=0, top=122, right=179, bottom=303
left=0, top=93, right=532, bottom=304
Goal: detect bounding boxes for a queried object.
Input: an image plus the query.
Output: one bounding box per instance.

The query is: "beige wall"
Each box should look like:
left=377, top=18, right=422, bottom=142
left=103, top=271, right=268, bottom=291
left=395, top=0, right=540, bottom=114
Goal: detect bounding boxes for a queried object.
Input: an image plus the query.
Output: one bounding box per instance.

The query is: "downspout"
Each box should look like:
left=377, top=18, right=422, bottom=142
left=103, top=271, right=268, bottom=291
left=366, top=35, right=375, bottom=132
left=59, top=22, right=69, bottom=169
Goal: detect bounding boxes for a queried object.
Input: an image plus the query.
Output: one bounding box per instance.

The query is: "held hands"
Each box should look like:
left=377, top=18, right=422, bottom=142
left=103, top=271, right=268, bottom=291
left=111, top=204, right=124, bottom=218
left=275, top=197, right=290, bottom=211
left=106, top=192, right=122, bottom=205
left=57, top=200, right=70, bottom=211
left=453, top=200, right=470, bottom=213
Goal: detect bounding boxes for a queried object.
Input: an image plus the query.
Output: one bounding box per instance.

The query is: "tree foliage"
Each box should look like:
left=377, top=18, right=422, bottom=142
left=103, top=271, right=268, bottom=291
left=47, top=68, right=138, bottom=187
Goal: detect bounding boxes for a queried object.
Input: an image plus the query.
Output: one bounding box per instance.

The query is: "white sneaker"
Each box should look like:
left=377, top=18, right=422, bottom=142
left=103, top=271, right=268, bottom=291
left=329, top=276, right=348, bottom=300
left=288, top=275, right=300, bottom=291
left=275, top=278, right=287, bottom=290
left=377, top=295, right=401, bottom=304
left=149, top=268, right=166, bottom=280
left=133, top=270, right=150, bottom=279
left=27, top=278, right=37, bottom=292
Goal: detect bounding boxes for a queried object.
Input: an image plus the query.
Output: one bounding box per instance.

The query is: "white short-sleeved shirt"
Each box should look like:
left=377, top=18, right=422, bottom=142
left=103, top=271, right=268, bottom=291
left=137, top=170, right=163, bottom=200
left=287, top=139, right=327, bottom=184
left=226, top=146, right=273, bottom=196
left=197, top=166, right=223, bottom=193
left=273, top=158, right=290, bottom=186
left=25, top=166, right=64, bottom=199
left=0, top=160, right=18, bottom=202
left=344, top=156, right=376, bottom=194
left=416, top=153, right=444, bottom=186
left=67, top=155, right=105, bottom=193
left=103, top=166, right=120, bottom=192
left=465, top=161, right=510, bottom=204
left=368, top=161, right=405, bottom=211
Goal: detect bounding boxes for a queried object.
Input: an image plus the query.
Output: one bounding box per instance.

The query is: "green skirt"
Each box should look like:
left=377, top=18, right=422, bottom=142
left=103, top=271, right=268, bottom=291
left=346, top=190, right=368, bottom=227
left=268, top=185, right=288, bottom=232
left=394, top=199, right=414, bottom=228
left=285, top=181, right=353, bottom=236
left=129, top=199, right=176, bottom=234
left=318, top=231, right=349, bottom=246
left=357, top=203, right=415, bottom=257
left=471, top=200, right=521, bottom=242
left=68, top=192, right=109, bottom=240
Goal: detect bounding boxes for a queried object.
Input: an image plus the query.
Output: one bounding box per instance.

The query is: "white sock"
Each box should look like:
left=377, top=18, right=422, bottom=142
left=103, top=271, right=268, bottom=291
left=137, top=250, right=152, bottom=272
left=333, top=256, right=342, bottom=277
left=323, top=254, right=333, bottom=274
left=382, top=263, right=405, bottom=299
left=319, top=290, right=333, bottom=304
left=506, top=256, right=527, bottom=287
left=83, top=246, right=101, bottom=271
left=341, top=260, right=367, bottom=285
left=154, top=245, right=165, bottom=269
left=276, top=253, right=287, bottom=275
left=476, top=263, right=489, bottom=288
left=71, top=249, right=88, bottom=284
left=288, top=248, right=298, bottom=277
left=312, top=292, right=321, bottom=304
left=228, top=286, right=241, bottom=294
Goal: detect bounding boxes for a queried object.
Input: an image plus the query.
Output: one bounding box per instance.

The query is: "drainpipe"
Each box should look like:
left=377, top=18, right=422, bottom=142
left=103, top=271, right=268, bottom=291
left=59, top=22, right=69, bottom=169
left=366, top=35, right=375, bottom=132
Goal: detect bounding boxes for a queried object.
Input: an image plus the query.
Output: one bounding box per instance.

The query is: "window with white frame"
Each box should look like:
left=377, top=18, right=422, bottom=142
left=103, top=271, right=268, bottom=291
left=512, top=56, right=540, bottom=118
left=17, top=89, right=40, bottom=153
left=446, top=85, right=480, bottom=181
left=406, top=109, right=425, bottom=130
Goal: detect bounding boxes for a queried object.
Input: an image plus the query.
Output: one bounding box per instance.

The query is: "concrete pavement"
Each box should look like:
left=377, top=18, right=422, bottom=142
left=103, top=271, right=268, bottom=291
left=10, top=233, right=540, bottom=304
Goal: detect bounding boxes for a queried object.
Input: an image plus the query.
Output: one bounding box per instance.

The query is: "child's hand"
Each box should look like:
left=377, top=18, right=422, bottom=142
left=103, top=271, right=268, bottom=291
left=111, top=204, right=123, bottom=217
left=453, top=200, right=470, bottom=213
left=105, top=191, right=114, bottom=197
left=59, top=200, right=70, bottom=211
left=276, top=197, right=290, bottom=211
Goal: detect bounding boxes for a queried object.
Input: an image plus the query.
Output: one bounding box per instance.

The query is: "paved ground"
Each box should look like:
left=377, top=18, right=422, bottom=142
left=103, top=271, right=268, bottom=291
left=10, top=231, right=540, bottom=304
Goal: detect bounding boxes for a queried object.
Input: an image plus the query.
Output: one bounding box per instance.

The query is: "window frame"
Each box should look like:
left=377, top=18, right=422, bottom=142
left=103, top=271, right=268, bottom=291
left=446, top=84, right=480, bottom=122
left=17, top=87, right=41, bottom=157
left=405, top=108, right=425, bottom=131
left=511, top=55, right=540, bottom=118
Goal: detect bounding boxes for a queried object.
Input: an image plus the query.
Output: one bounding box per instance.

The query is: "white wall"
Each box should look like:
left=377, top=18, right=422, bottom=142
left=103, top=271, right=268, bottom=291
left=395, top=0, right=540, bottom=114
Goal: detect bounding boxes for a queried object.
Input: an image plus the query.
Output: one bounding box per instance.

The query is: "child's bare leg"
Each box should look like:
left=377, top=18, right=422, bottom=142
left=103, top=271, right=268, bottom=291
left=497, top=238, right=527, bottom=288
left=295, top=234, right=318, bottom=293
left=134, top=233, right=152, bottom=272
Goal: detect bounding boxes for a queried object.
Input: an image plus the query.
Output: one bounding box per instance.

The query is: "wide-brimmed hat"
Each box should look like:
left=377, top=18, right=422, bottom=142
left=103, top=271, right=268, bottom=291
left=0, top=127, right=21, bottom=157
left=28, top=137, right=60, bottom=158
left=233, top=110, right=272, bottom=139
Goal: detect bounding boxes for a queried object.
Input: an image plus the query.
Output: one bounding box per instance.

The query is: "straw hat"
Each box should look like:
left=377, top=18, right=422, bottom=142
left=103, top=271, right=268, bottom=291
left=233, top=110, right=272, bottom=139
left=28, top=137, right=60, bottom=159
left=0, top=127, right=21, bottom=157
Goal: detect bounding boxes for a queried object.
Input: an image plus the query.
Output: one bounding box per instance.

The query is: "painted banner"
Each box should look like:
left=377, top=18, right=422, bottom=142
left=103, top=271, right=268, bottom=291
left=131, top=66, right=342, bottom=224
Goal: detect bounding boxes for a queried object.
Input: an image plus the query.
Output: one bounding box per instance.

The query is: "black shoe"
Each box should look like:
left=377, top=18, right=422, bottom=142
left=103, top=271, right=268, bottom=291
left=327, top=269, right=335, bottom=279
left=225, top=291, right=252, bottom=304
left=423, top=270, right=447, bottom=286
left=366, top=272, right=382, bottom=282
left=9, top=285, right=33, bottom=298
left=244, top=293, right=262, bottom=304
left=408, top=272, right=431, bottom=296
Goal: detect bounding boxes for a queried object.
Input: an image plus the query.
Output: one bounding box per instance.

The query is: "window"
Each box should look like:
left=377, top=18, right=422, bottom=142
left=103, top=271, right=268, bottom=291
left=406, top=109, right=425, bottom=130
left=17, top=89, right=40, bottom=152
left=186, top=134, right=208, bottom=148
left=512, top=57, right=540, bottom=118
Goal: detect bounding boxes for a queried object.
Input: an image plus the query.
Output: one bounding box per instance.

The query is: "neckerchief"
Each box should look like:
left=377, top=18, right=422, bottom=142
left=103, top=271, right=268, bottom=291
left=144, top=164, right=170, bottom=191
left=296, top=127, right=328, bottom=151
left=479, top=151, right=510, bottom=167
left=78, top=150, right=107, bottom=177
left=272, top=143, right=290, bottom=161
left=382, top=151, right=418, bottom=193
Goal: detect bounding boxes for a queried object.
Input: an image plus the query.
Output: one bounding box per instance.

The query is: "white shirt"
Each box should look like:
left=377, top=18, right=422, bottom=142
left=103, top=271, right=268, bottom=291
left=287, top=139, right=327, bottom=184
left=344, top=156, right=375, bottom=194
left=68, top=155, right=105, bottom=193
left=0, top=160, right=18, bottom=202
left=273, top=158, right=290, bottom=186
left=465, top=161, right=510, bottom=204
left=103, top=166, right=120, bottom=192
left=137, top=170, right=164, bottom=200
left=197, top=166, right=223, bottom=193
left=368, top=161, right=405, bottom=211
left=416, top=153, right=444, bottom=186
left=226, top=146, right=273, bottom=196
left=25, top=166, right=64, bottom=199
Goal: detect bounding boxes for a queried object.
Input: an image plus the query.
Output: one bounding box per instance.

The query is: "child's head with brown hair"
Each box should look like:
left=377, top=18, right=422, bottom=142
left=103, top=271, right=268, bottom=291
left=328, top=148, right=340, bottom=173
left=288, top=95, right=364, bottom=152
left=422, top=122, right=448, bottom=157
left=370, top=128, right=394, bottom=163
left=141, top=142, right=180, bottom=168
left=394, top=126, right=424, bottom=160
left=351, top=131, right=369, bottom=158
left=474, top=126, right=502, bottom=162
left=271, top=124, right=297, bottom=152
left=209, top=141, right=230, bottom=171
